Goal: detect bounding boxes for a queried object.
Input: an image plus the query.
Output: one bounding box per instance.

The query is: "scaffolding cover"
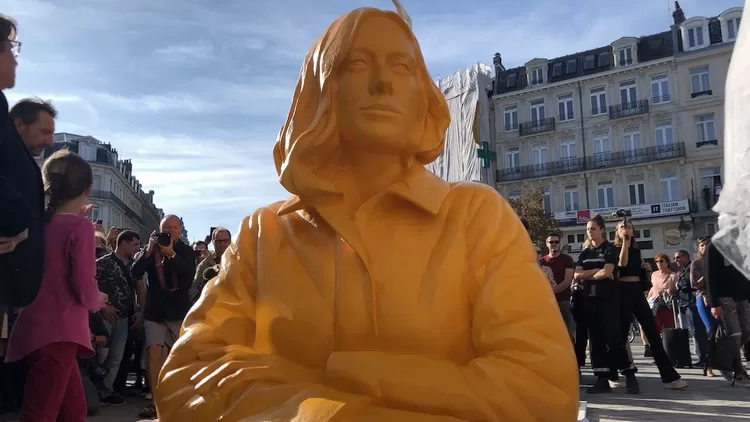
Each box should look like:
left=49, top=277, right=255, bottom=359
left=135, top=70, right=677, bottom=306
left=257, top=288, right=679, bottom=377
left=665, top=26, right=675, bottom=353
left=426, top=63, right=494, bottom=184
left=713, top=2, right=750, bottom=280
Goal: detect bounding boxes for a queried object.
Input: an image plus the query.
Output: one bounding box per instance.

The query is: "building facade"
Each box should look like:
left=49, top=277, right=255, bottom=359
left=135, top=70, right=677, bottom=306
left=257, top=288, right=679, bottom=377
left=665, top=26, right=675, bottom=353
left=488, top=3, right=740, bottom=259
left=37, top=133, right=164, bottom=241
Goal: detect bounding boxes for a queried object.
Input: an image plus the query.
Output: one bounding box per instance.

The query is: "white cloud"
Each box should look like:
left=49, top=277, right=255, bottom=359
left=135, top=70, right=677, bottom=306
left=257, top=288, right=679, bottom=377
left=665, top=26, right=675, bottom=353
left=154, top=41, right=217, bottom=63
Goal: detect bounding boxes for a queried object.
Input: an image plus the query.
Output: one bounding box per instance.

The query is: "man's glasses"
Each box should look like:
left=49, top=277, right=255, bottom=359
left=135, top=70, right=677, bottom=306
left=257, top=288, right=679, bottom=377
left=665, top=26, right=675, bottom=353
left=8, top=40, right=21, bottom=58
left=547, top=240, right=560, bottom=244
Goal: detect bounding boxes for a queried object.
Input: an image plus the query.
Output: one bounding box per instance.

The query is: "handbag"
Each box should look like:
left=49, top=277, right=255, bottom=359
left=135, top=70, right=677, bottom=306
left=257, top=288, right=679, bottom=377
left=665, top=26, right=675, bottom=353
left=707, top=320, right=736, bottom=373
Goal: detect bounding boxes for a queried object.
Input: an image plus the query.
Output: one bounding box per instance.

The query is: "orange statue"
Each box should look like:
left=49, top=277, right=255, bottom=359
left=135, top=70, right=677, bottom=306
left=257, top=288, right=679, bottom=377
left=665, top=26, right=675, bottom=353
left=155, top=5, right=579, bottom=422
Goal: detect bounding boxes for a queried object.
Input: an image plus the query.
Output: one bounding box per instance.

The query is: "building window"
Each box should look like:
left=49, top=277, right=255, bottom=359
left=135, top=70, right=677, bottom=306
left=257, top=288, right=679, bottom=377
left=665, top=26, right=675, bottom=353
left=566, top=59, right=577, bottom=74
left=590, top=87, right=607, bottom=115
left=660, top=170, right=680, bottom=201
left=706, top=222, right=717, bottom=236
left=593, top=132, right=611, bottom=156
left=532, top=143, right=549, bottom=165
left=619, top=80, right=637, bottom=106
left=597, top=180, right=614, bottom=208
left=543, top=187, right=551, bottom=214
left=623, top=131, right=641, bottom=151
left=700, top=167, right=722, bottom=209
left=93, top=174, right=102, bottom=191
left=724, top=16, right=741, bottom=41
left=506, top=73, right=518, bottom=89
left=91, top=206, right=100, bottom=223
left=503, top=105, right=518, bottom=131
left=508, top=190, right=521, bottom=200
left=696, top=114, right=716, bottom=143
left=629, top=182, right=646, bottom=205
left=655, top=121, right=674, bottom=146
left=530, top=67, right=544, bottom=86
left=618, top=46, right=633, bottom=66
left=558, top=93, right=574, bottom=121
left=560, top=138, right=576, bottom=161
left=690, top=66, right=711, bottom=95
left=564, top=184, right=579, bottom=212
left=530, top=99, right=545, bottom=123
left=79, top=143, right=96, bottom=161
left=584, top=55, right=595, bottom=70
left=634, top=228, right=654, bottom=250
left=552, top=63, right=563, bottom=78
left=505, top=147, right=520, bottom=169
left=650, top=74, right=670, bottom=104
left=567, top=234, right=576, bottom=244
left=686, top=26, right=706, bottom=49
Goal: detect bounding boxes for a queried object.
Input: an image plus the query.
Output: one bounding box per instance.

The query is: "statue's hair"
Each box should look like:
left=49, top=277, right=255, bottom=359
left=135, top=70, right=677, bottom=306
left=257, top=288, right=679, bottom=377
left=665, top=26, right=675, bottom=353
left=272, top=7, right=451, bottom=198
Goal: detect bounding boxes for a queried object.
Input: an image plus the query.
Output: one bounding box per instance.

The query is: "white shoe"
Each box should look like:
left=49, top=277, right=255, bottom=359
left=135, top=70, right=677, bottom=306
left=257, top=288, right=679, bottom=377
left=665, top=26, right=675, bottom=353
left=663, top=379, right=688, bottom=389
left=609, top=380, right=625, bottom=388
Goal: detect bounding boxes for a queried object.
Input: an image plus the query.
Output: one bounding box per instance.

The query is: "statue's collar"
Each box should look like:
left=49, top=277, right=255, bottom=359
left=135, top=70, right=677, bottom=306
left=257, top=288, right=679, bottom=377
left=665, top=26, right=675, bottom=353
left=277, top=167, right=449, bottom=217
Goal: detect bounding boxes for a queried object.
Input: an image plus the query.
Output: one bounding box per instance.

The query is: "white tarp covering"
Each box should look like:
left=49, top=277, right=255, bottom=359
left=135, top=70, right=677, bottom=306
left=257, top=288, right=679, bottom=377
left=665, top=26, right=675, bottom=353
left=712, top=1, right=750, bottom=280
left=427, top=63, right=494, bottom=184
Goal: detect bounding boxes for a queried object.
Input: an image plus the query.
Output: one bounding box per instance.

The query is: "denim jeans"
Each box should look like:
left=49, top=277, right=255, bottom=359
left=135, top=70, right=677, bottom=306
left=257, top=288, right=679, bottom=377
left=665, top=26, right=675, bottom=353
left=96, top=317, right=130, bottom=396
left=678, top=305, right=709, bottom=363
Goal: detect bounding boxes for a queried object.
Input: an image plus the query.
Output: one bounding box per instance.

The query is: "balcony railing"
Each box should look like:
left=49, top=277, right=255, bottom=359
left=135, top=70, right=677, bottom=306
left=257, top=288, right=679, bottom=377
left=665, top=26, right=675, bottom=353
left=519, top=117, right=555, bottom=136
left=586, top=142, right=684, bottom=170
left=497, top=157, right=584, bottom=182
left=609, top=99, right=649, bottom=119
left=496, top=142, right=685, bottom=182
left=91, top=189, right=148, bottom=228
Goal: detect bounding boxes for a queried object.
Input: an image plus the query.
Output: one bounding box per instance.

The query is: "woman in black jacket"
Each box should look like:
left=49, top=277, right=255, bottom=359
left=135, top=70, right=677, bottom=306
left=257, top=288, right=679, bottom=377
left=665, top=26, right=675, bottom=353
left=703, top=240, right=750, bottom=386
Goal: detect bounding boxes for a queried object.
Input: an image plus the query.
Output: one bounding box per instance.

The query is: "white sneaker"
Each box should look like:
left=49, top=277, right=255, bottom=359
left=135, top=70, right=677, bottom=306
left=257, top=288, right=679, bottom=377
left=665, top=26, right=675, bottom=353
left=663, top=379, right=688, bottom=389
left=609, top=380, right=625, bottom=388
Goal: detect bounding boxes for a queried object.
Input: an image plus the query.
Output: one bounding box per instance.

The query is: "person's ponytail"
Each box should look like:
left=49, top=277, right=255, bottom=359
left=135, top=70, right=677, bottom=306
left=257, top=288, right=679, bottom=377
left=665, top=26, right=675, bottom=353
left=43, top=195, right=59, bottom=223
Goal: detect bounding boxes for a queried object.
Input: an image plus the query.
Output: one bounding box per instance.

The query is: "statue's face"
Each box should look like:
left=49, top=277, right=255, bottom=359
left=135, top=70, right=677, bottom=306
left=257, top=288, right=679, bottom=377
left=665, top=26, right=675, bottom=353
left=336, top=16, right=421, bottom=152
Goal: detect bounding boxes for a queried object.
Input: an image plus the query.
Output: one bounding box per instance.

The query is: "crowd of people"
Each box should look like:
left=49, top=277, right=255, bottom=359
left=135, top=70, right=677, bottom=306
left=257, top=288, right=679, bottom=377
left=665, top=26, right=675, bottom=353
left=535, top=214, right=750, bottom=395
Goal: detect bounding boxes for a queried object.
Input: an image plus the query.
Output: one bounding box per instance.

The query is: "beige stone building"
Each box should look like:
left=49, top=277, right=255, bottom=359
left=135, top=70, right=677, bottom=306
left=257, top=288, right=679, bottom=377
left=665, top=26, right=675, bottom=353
left=487, top=3, right=740, bottom=260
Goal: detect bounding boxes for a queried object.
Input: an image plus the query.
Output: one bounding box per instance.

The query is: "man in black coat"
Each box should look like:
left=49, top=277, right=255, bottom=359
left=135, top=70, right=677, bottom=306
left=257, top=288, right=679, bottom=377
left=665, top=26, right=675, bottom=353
left=0, top=14, right=46, bottom=308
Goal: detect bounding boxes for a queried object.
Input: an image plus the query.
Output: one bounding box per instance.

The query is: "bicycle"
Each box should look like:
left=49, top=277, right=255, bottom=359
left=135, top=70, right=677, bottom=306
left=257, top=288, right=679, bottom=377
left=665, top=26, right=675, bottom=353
left=628, top=318, right=640, bottom=344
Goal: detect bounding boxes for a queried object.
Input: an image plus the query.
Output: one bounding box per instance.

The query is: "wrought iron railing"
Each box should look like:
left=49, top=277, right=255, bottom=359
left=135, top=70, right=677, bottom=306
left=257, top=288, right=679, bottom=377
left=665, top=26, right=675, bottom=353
left=609, top=99, right=649, bottom=119
left=519, top=117, right=556, bottom=136
left=496, top=142, right=685, bottom=182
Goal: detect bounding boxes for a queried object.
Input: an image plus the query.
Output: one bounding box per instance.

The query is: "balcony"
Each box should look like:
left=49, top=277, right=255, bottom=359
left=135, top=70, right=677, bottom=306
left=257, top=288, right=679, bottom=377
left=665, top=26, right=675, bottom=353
left=586, top=142, right=685, bottom=170
left=609, top=99, right=649, bottom=119
left=496, top=143, right=685, bottom=182
left=519, top=117, right=555, bottom=137
left=497, top=157, right=584, bottom=182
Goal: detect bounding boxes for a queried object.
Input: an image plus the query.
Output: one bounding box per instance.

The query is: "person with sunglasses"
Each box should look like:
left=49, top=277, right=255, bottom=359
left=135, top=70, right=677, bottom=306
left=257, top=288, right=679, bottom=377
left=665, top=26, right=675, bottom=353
left=542, top=234, right=576, bottom=343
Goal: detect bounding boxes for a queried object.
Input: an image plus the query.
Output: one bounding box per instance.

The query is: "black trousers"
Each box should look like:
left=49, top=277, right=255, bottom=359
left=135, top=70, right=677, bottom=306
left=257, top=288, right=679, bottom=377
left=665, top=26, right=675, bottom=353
left=586, top=288, right=634, bottom=377
left=572, top=288, right=589, bottom=367
left=615, top=282, right=680, bottom=383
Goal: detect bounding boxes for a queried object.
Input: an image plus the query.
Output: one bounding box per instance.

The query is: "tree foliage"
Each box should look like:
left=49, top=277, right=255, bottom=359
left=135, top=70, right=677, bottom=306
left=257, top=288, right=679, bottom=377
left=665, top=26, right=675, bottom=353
left=507, top=184, right=560, bottom=250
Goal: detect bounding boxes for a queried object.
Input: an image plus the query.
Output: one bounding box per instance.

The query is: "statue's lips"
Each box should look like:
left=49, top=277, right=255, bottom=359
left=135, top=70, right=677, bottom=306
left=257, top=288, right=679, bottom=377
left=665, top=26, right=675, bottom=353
left=360, top=104, right=401, bottom=116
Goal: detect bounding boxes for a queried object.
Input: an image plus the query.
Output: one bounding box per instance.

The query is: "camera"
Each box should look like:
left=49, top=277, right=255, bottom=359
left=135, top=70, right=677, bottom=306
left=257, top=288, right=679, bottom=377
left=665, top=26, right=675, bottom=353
left=156, top=232, right=172, bottom=246
left=612, top=209, right=632, bottom=219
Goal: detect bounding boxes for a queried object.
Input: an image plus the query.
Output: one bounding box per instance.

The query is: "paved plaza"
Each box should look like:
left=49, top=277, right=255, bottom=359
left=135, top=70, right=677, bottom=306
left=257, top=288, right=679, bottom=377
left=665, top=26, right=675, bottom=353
left=1, top=340, right=747, bottom=421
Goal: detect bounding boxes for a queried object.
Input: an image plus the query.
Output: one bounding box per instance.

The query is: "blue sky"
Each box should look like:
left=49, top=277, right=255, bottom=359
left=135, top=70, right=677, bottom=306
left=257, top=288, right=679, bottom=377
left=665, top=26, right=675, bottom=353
left=4, top=0, right=740, bottom=241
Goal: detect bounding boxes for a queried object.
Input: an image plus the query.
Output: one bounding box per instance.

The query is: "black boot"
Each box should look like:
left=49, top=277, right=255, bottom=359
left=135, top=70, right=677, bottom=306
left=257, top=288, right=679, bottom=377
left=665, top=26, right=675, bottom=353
left=587, top=376, right=612, bottom=394
left=625, top=373, right=640, bottom=394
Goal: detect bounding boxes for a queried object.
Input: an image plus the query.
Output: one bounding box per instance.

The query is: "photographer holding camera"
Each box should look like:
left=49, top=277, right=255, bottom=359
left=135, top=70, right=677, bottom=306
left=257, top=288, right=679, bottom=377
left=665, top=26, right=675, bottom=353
left=131, top=214, right=196, bottom=419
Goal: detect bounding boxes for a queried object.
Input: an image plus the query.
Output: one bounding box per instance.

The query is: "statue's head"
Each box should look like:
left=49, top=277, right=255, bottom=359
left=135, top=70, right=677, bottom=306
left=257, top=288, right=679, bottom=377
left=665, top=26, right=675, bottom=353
left=273, top=7, right=450, bottom=197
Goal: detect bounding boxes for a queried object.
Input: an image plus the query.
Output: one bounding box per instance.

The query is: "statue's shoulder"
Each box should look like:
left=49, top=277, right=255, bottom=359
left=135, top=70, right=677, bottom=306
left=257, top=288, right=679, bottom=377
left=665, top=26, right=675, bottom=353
left=446, top=181, right=505, bottom=204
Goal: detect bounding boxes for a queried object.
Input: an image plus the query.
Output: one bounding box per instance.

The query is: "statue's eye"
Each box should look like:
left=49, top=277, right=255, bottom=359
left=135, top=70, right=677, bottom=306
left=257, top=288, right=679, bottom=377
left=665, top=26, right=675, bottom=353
left=346, top=59, right=368, bottom=70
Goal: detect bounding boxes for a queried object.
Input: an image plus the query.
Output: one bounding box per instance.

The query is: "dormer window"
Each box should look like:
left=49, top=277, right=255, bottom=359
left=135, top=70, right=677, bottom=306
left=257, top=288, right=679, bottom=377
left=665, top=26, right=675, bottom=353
left=530, top=67, right=544, bottom=86
left=681, top=18, right=709, bottom=52
left=687, top=27, right=705, bottom=48
left=617, top=47, right=633, bottom=66
left=719, top=8, right=743, bottom=42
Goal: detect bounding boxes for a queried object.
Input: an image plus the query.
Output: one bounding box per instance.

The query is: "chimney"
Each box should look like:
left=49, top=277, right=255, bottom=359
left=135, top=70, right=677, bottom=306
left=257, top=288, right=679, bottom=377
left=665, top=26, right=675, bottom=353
left=493, top=53, right=504, bottom=73
left=672, top=1, right=685, bottom=25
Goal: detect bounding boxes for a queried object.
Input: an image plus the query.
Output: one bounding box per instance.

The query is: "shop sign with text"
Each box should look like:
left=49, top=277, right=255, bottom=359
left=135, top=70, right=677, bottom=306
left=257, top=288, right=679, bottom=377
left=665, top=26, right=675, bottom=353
left=553, top=200, right=689, bottom=224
